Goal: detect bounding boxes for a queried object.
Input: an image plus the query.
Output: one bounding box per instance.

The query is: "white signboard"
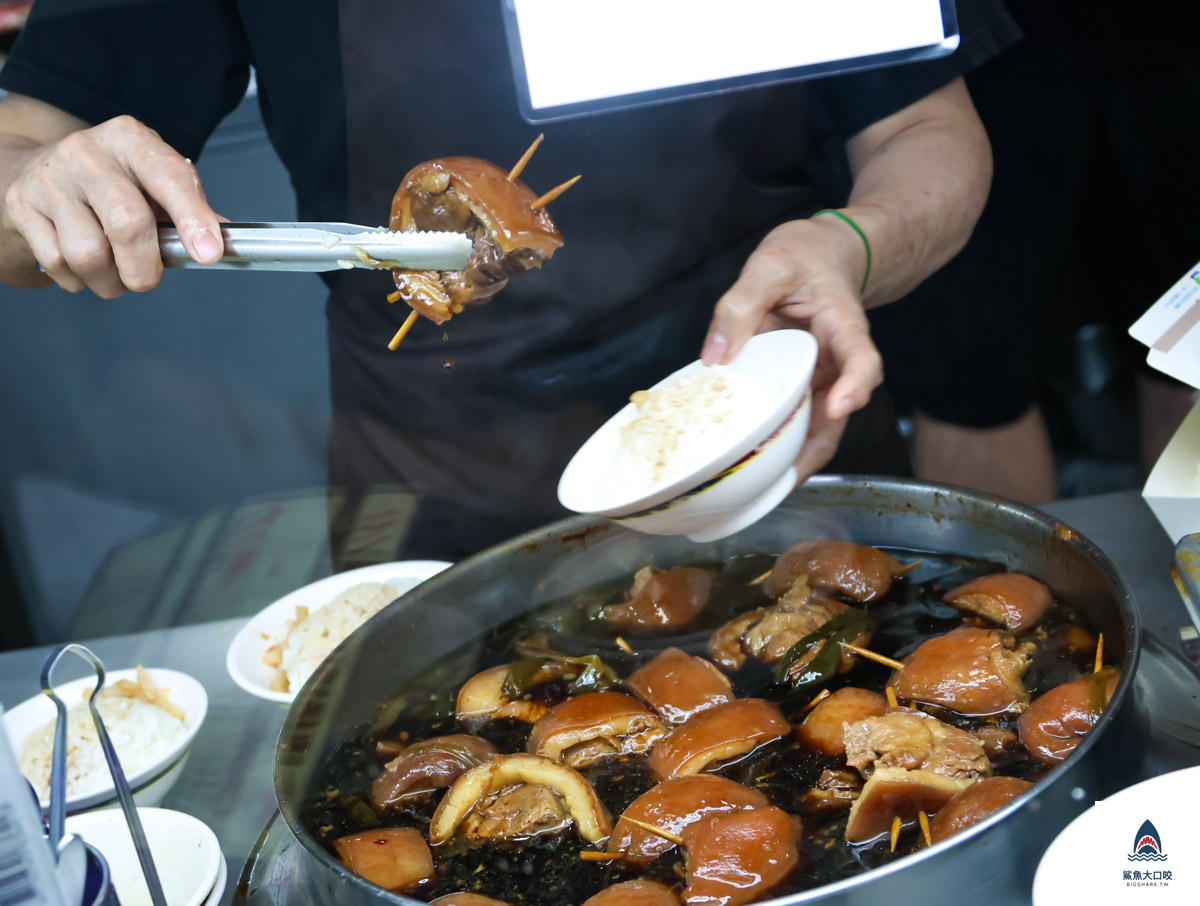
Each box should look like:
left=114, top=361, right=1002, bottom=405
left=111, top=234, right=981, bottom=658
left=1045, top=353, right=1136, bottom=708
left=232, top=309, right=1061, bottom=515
left=503, top=0, right=959, bottom=121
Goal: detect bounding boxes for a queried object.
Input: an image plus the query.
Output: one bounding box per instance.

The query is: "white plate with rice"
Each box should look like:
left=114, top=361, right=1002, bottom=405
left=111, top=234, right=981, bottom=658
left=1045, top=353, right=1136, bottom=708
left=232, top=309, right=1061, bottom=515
left=225, top=560, right=452, bottom=704
left=559, top=329, right=817, bottom=541
left=2, top=667, right=207, bottom=814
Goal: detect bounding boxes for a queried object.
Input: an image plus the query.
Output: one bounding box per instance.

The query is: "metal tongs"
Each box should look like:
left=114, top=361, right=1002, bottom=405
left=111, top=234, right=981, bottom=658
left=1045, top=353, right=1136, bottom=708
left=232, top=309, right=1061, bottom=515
left=158, top=222, right=473, bottom=272
left=43, top=644, right=168, bottom=906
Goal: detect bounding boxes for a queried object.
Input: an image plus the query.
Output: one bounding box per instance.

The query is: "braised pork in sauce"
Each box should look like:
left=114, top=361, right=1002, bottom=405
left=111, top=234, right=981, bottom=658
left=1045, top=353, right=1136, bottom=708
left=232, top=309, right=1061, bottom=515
left=306, top=545, right=1116, bottom=905
left=389, top=157, right=564, bottom=326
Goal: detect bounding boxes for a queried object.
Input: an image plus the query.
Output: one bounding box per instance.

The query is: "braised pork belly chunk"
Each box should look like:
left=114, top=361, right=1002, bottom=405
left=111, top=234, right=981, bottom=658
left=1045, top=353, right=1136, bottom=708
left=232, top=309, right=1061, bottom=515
left=799, top=768, right=863, bottom=813
left=843, top=708, right=991, bottom=781
left=455, top=664, right=551, bottom=727
left=891, top=626, right=1034, bottom=716
left=841, top=709, right=990, bottom=844
left=708, top=576, right=871, bottom=679
left=462, top=783, right=569, bottom=840
left=797, top=687, right=888, bottom=757
left=527, top=692, right=666, bottom=767
left=389, top=157, right=565, bottom=325
left=607, top=774, right=769, bottom=864
left=604, top=567, right=715, bottom=632
left=429, top=754, right=612, bottom=845
left=308, top=540, right=1117, bottom=905
left=333, top=827, right=434, bottom=893
left=928, top=776, right=1033, bottom=843
left=846, top=768, right=972, bottom=844
left=583, top=881, right=680, bottom=906
left=944, top=572, right=1052, bottom=633
left=1018, top=669, right=1120, bottom=763
left=682, top=806, right=802, bottom=906
left=971, top=726, right=1019, bottom=760
left=649, top=699, right=791, bottom=779
left=624, top=646, right=734, bottom=725
left=764, top=540, right=914, bottom=602
left=371, top=735, right=498, bottom=810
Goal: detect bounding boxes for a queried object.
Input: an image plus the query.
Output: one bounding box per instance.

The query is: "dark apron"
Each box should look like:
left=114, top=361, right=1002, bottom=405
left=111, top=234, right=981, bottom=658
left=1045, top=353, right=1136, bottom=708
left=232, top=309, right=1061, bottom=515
left=333, top=0, right=909, bottom=560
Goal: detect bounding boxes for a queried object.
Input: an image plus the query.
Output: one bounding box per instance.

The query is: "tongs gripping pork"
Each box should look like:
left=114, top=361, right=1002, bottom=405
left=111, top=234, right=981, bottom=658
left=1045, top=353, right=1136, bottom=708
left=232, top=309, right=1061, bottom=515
left=389, top=157, right=564, bottom=325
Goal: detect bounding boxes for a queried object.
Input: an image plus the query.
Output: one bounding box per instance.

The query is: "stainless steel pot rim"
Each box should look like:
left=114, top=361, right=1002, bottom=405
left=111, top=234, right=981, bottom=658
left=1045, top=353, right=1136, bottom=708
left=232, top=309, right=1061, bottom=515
left=275, top=475, right=1142, bottom=906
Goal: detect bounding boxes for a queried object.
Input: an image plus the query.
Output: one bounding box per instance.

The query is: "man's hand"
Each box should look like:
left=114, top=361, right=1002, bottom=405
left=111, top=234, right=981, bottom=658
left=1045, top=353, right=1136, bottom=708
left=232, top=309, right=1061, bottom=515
left=0, top=100, right=223, bottom=297
left=699, top=78, right=992, bottom=481
left=701, top=216, right=881, bottom=480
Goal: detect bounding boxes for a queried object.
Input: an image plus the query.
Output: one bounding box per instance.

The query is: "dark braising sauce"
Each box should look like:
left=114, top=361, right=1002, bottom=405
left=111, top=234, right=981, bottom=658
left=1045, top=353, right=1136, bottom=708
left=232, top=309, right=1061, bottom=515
left=303, top=549, right=1110, bottom=904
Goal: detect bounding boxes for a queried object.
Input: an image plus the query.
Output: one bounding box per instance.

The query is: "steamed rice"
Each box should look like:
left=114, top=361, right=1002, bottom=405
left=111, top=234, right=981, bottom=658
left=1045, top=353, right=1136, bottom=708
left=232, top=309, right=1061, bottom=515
left=611, top=364, right=781, bottom=493
left=20, top=687, right=185, bottom=801
left=277, top=578, right=418, bottom=692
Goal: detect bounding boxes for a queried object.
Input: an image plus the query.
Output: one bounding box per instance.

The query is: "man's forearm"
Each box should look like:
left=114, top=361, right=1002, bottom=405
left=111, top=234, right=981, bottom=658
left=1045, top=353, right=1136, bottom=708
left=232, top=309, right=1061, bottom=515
left=0, top=134, right=55, bottom=285
left=0, top=95, right=93, bottom=286
left=839, top=78, right=992, bottom=309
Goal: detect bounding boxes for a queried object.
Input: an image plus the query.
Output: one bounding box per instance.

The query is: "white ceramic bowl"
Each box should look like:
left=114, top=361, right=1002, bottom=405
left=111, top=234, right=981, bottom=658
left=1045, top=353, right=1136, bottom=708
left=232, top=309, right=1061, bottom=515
left=558, top=329, right=818, bottom=541
left=67, top=807, right=223, bottom=906
left=202, top=852, right=228, bottom=906
left=1, top=667, right=207, bottom=815
left=225, top=560, right=452, bottom=703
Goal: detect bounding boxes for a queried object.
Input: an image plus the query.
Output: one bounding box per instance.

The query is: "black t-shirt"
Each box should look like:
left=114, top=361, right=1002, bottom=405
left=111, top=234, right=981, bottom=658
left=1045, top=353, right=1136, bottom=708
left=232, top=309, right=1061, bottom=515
left=0, top=1, right=1020, bottom=555
left=0, top=0, right=1018, bottom=226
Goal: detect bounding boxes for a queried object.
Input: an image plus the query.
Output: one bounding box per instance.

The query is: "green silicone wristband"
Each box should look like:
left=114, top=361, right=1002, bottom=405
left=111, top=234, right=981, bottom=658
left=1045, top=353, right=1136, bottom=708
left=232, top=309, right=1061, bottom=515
left=812, top=209, right=872, bottom=296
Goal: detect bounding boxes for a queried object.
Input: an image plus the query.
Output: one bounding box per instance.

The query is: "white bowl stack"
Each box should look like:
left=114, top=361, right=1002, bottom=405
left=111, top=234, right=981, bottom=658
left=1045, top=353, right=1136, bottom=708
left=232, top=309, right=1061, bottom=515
left=67, top=807, right=225, bottom=906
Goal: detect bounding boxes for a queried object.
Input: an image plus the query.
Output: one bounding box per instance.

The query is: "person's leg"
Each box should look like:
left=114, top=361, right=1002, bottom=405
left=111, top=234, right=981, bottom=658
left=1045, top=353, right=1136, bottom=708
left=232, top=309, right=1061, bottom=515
left=821, top=384, right=913, bottom=477
left=871, top=9, right=1099, bottom=505
left=913, top=406, right=1058, bottom=503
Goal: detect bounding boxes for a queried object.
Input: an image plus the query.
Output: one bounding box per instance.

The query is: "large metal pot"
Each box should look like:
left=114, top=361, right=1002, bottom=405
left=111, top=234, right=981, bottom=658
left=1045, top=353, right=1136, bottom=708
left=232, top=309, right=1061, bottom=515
left=275, top=476, right=1145, bottom=905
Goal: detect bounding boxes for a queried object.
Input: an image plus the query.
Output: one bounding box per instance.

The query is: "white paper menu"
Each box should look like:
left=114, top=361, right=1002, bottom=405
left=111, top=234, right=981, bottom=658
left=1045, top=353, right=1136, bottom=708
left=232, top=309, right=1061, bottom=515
left=0, top=712, right=68, bottom=906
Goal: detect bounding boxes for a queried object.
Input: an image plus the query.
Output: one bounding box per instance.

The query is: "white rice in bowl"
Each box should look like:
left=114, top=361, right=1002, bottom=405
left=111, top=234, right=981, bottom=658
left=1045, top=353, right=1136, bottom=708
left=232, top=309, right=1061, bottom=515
left=269, top=578, right=418, bottom=693
left=611, top=364, right=782, bottom=494
left=20, top=682, right=186, bottom=801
